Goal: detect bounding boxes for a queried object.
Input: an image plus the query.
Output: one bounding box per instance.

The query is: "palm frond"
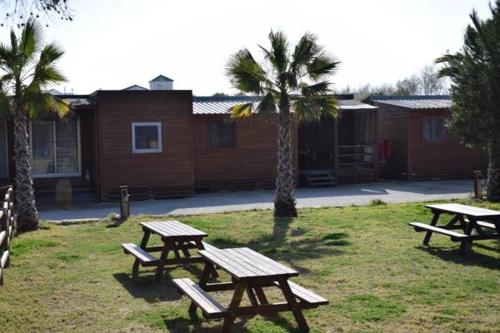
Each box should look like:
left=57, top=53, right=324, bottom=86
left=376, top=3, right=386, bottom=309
left=300, top=81, right=332, bottom=97
left=30, top=44, right=66, bottom=88
left=0, top=43, right=16, bottom=73
left=230, top=102, right=254, bottom=119
left=264, top=30, right=290, bottom=75
left=307, top=53, right=340, bottom=81
left=290, top=32, right=319, bottom=75
left=19, top=19, right=44, bottom=67
left=292, top=95, right=337, bottom=121
left=256, top=92, right=277, bottom=117
left=226, top=49, right=267, bottom=94
left=24, top=90, right=71, bottom=119
left=9, top=30, right=18, bottom=56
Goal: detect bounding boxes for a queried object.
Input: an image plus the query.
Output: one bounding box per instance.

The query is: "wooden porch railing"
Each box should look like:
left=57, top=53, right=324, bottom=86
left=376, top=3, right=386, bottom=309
left=338, top=145, right=377, bottom=169
left=0, top=185, right=15, bottom=287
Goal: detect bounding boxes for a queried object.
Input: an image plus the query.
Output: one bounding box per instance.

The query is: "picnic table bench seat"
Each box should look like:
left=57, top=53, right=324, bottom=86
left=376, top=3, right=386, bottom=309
left=474, top=221, right=496, bottom=230
left=121, top=243, right=159, bottom=266
left=409, top=222, right=468, bottom=241
left=274, top=280, right=328, bottom=307
left=173, top=278, right=229, bottom=319
left=121, top=241, right=218, bottom=266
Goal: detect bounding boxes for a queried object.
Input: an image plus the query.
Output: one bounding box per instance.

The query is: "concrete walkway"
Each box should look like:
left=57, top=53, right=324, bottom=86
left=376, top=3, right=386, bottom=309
left=40, top=179, right=473, bottom=222
left=40, top=180, right=472, bottom=222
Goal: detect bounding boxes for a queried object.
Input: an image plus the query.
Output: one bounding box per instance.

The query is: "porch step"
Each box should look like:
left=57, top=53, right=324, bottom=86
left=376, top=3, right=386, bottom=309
left=300, top=169, right=336, bottom=188
left=173, top=278, right=228, bottom=319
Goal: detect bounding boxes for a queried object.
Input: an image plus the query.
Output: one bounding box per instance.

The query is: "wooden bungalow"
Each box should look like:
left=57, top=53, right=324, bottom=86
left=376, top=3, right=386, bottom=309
left=369, top=95, right=487, bottom=180
left=0, top=76, right=378, bottom=205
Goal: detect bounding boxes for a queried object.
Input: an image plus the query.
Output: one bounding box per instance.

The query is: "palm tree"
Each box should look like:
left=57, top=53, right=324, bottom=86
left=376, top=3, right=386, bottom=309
left=0, top=19, right=69, bottom=231
left=226, top=31, right=339, bottom=217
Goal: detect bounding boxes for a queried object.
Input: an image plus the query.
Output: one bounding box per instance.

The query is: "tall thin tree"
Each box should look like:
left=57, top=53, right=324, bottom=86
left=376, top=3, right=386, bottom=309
left=0, top=19, right=69, bottom=231
left=437, top=1, right=500, bottom=201
left=226, top=31, right=339, bottom=217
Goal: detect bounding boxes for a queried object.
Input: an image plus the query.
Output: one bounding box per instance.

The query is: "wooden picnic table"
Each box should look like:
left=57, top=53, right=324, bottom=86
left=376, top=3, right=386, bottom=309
left=174, top=247, right=328, bottom=333
left=409, top=203, right=500, bottom=255
left=121, top=220, right=217, bottom=280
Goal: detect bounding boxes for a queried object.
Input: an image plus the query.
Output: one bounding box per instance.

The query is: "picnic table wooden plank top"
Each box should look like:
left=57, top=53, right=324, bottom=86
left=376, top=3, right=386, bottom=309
left=140, top=221, right=208, bottom=237
left=425, top=203, right=500, bottom=218
left=199, top=247, right=298, bottom=279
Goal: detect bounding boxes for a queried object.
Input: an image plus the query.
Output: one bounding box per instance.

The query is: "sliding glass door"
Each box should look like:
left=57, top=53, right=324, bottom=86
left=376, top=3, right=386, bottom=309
left=31, top=120, right=80, bottom=177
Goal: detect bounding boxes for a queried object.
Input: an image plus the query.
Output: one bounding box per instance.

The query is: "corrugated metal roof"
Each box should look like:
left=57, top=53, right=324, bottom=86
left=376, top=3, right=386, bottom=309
left=192, top=96, right=376, bottom=115
left=370, top=95, right=451, bottom=109
left=50, top=94, right=94, bottom=107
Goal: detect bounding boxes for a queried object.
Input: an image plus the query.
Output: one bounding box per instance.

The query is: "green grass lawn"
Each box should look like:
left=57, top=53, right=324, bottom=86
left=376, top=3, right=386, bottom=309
left=0, top=199, right=499, bottom=333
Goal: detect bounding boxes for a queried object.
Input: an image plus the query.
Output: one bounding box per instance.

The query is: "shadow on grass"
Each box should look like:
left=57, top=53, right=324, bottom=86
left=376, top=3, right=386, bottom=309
left=163, top=315, right=249, bottom=333
left=163, top=311, right=303, bottom=333
left=209, top=216, right=351, bottom=274
left=113, top=271, right=181, bottom=303
left=474, top=242, right=500, bottom=254
left=417, top=246, right=500, bottom=270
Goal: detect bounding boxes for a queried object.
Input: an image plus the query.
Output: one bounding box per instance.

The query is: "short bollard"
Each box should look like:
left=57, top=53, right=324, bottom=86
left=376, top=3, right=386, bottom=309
left=120, top=185, right=130, bottom=220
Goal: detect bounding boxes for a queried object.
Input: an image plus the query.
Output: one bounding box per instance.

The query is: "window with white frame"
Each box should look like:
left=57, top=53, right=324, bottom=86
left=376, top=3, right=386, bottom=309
left=132, top=122, right=162, bottom=153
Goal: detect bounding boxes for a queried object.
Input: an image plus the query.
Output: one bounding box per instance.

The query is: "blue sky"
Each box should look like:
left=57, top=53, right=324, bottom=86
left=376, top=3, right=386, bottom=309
left=0, top=0, right=493, bottom=95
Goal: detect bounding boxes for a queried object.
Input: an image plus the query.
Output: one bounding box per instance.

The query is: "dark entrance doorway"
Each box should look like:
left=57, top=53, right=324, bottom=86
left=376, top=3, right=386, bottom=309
left=298, top=117, right=336, bottom=186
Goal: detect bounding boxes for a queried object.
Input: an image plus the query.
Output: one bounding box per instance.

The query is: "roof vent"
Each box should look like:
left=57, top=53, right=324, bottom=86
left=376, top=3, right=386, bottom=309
left=149, top=74, right=173, bottom=90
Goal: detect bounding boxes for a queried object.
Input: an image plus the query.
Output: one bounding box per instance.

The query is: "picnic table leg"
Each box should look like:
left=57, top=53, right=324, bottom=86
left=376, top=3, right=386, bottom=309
left=154, top=238, right=172, bottom=281
left=459, top=217, right=475, bottom=255
left=132, top=230, right=151, bottom=278
left=278, top=279, right=309, bottom=332
left=254, top=287, right=269, bottom=305
left=195, top=239, right=218, bottom=278
left=246, top=287, right=259, bottom=306
left=222, top=281, right=247, bottom=333
left=180, top=241, right=191, bottom=258
left=172, top=241, right=182, bottom=260
left=423, top=212, right=441, bottom=246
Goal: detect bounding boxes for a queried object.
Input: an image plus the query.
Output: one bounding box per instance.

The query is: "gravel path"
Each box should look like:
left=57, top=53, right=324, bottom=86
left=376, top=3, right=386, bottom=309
left=40, top=179, right=473, bottom=222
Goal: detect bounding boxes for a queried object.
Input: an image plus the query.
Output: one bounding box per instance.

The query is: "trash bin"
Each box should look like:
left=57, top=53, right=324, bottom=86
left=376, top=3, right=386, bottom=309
left=120, top=185, right=130, bottom=219
left=473, top=170, right=483, bottom=199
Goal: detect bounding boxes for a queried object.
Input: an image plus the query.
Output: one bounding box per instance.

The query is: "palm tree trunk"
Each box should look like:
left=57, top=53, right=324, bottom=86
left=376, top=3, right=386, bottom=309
left=486, top=141, right=500, bottom=201
left=274, top=96, right=297, bottom=217
left=13, top=108, right=39, bottom=231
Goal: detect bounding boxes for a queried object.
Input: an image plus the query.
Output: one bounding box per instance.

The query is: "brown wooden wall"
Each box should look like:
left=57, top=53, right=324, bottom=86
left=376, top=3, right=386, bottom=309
left=96, top=90, right=194, bottom=198
left=407, top=109, right=487, bottom=179
left=376, top=102, right=487, bottom=179
left=374, top=102, right=409, bottom=178
left=192, top=115, right=282, bottom=191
